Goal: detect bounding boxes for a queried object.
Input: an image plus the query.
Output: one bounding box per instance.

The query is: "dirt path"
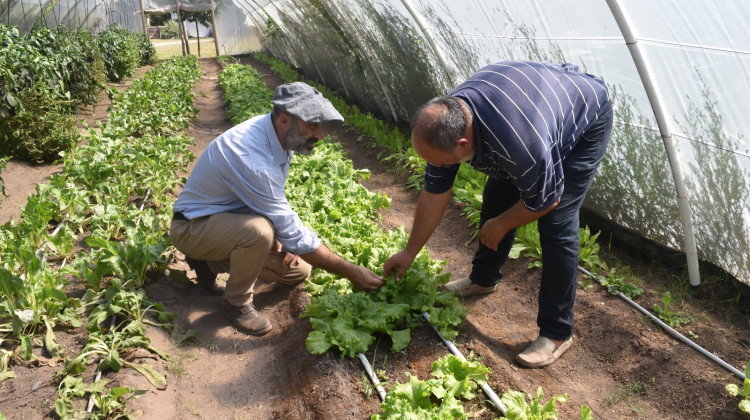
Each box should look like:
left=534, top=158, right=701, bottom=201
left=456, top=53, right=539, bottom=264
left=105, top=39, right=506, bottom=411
left=2, top=57, right=750, bottom=420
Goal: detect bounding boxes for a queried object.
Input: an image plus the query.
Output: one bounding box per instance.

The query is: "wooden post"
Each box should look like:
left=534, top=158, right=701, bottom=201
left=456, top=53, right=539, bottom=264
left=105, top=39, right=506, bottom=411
left=195, top=20, right=201, bottom=57
left=138, top=0, right=147, bottom=32
left=183, top=19, right=191, bottom=55
left=209, top=0, right=220, bottom=56
left=174, top=0, right=187, bottom=56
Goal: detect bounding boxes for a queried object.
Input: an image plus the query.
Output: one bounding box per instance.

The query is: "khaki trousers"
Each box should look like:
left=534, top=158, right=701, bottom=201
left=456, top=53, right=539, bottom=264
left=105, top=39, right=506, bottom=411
left=169, top=212, right=312, bottom=306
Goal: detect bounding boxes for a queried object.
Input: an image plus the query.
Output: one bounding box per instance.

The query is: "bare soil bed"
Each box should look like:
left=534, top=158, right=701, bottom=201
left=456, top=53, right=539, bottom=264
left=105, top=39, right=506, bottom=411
left=1, top=56, right=750, bottom=420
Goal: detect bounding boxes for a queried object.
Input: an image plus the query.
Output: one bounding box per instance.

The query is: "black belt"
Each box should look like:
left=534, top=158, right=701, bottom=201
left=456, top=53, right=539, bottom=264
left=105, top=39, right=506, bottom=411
left=173, top=211, right=189, bottom=221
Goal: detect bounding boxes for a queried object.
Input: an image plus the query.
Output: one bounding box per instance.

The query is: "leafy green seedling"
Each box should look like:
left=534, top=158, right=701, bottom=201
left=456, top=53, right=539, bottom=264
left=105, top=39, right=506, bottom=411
left=597, top=267, right=644, bottom=300
left=498, top=387, right=592, bottom=420
left=652, top=292, right=693, bottom=328
left=726, top=363, right=750, bottom=415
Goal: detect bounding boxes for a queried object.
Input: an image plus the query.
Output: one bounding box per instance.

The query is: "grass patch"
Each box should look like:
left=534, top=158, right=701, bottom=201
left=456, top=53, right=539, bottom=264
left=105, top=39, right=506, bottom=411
left=167, top=349, right=196, bottom=378
left=604, top=380, right=648, bottom=413
left=152, top=37, right=218, bottom=60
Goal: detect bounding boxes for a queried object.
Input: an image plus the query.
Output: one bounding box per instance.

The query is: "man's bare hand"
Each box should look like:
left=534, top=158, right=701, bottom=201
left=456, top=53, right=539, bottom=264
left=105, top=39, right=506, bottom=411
left=478, top=218, right=508, bottom=251
left=274, top=239, right=300, bottom=268
left=281, top=252, right=301, bottom=268
left=349, top=266, right=383, bottom=291
left=383, top=250, right=416, bottom=280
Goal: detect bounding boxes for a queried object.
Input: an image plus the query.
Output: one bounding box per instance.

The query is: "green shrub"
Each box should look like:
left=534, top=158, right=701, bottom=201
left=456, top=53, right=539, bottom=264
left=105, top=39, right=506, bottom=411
left=67, top=28, right=107, bottom=108
left=0, top=89, right=80, bottom=162
left=135, top=31, right=157, bottom=65
left=0, top=24, right=101, bottom=162
left=97, top=23, right=141, bottom=82
left=160, top=20, right=180, bottom=39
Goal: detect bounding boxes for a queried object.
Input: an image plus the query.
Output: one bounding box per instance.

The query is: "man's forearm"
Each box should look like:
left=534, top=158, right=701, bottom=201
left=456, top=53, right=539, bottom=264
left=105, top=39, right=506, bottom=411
left=403, top=189, right=452, bottom=256
left=300, top=243, right=355, bottom=278
left=497, top=198, right=560, bottom=231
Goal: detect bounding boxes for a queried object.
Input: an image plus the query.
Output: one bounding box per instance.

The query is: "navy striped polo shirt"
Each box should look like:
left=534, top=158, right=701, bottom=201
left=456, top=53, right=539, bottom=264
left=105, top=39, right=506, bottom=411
left=423, top=60, right=609, bottom=211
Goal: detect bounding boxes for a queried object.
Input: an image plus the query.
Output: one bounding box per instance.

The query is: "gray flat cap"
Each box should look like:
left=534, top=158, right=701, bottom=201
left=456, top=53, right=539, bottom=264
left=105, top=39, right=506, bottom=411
left=272, top=82, right=344, bottom=123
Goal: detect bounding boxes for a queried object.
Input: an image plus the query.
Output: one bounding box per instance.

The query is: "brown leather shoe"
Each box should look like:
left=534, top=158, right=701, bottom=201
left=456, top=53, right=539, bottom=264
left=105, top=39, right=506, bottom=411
left=440, top=276, right=496, bottom=297
left=185, top=257, right=223, bottom=295
left=222, top=300, right=272, bottom=336
left=516, top=336, right=573, bottom=368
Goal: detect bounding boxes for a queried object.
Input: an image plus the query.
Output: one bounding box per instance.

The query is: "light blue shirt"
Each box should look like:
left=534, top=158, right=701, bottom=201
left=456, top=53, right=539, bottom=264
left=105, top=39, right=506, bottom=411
left=174, top=113, right=321, bottom=255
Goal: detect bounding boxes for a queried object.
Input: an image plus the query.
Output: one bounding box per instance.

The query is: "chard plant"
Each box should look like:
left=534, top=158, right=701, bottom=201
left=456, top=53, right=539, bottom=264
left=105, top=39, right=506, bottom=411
left=59, top=328, right=168, bottom=390
left=85, top=286, right=175, bottom=334
left=55, top=375, right=146, bottom=420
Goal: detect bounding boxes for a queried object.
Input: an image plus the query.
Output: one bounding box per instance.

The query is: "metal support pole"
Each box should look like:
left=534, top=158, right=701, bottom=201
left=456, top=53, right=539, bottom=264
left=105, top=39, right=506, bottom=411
left=606, top=0, right=701, bottom=286
left=138, top=0, right=147, bottom=32
left=399, top=0, right=457, bottom=88
left=209, top=0, right=220, bottom=56
left=326, top=0, right=399, bottom=122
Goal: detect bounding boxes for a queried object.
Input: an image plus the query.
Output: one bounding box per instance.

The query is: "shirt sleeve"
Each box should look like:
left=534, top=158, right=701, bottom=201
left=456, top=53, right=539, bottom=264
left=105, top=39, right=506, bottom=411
left=423, top=163, right=460, bottom=194
left=514, top=143, right=563, bottom=212
left=225, top=160, right=320, bottom=255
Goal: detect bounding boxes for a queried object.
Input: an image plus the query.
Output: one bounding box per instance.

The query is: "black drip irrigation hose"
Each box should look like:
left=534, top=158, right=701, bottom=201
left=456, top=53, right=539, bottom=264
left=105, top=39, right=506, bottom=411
left=577, top=266, right=746, bottom=380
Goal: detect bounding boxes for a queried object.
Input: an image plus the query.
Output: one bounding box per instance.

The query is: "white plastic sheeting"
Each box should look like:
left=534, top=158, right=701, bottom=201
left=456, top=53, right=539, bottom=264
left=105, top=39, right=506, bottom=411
left=1, top=0, right=141, bottom=33
left=228, top=0, right=750, bottom=285
left=1, top=0, right=749, bottom=285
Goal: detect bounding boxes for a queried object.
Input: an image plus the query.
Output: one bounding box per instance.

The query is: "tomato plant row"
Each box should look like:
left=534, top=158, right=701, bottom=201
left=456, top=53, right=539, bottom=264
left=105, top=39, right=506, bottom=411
left=0, top=23, right=155, bottom=163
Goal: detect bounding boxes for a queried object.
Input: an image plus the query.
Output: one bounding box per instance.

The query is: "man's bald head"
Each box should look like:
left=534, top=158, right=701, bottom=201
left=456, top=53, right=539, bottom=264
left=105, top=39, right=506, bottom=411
left=411, top=96, right=468, bottom=152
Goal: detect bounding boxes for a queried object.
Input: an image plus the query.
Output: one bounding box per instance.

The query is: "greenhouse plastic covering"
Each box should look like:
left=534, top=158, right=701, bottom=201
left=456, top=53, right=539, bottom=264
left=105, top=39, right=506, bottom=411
left=1, top=0, right=749, bottom=286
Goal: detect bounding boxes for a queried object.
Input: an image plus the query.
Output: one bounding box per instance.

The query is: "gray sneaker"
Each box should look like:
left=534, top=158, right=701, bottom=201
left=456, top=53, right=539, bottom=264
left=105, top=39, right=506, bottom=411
left=440, top=276, right=496, bottom=297
left=516, top=336, right=573, bottom=368
left=222, top=300, right=272, bottom=336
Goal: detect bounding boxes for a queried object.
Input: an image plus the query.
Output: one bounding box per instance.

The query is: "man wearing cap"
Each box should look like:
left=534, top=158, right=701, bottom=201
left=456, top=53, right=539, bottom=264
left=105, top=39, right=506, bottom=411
left=170, top=82, right=382, bottom=336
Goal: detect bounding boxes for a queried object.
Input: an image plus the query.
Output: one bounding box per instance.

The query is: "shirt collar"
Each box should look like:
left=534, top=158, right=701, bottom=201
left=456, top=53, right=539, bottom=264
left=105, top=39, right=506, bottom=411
left=263, top=113, right=292, bottom=164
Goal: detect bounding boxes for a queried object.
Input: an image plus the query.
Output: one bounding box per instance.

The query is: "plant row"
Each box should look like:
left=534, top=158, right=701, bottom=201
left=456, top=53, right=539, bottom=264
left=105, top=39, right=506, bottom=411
left=0, top=23, right=155, bottom=163
left=0, top=56, right=201, bottom=419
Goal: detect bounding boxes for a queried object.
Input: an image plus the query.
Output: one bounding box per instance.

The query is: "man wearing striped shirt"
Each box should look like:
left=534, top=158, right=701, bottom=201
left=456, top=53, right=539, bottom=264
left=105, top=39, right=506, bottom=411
left=384, top=61, right=613, bottom=368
